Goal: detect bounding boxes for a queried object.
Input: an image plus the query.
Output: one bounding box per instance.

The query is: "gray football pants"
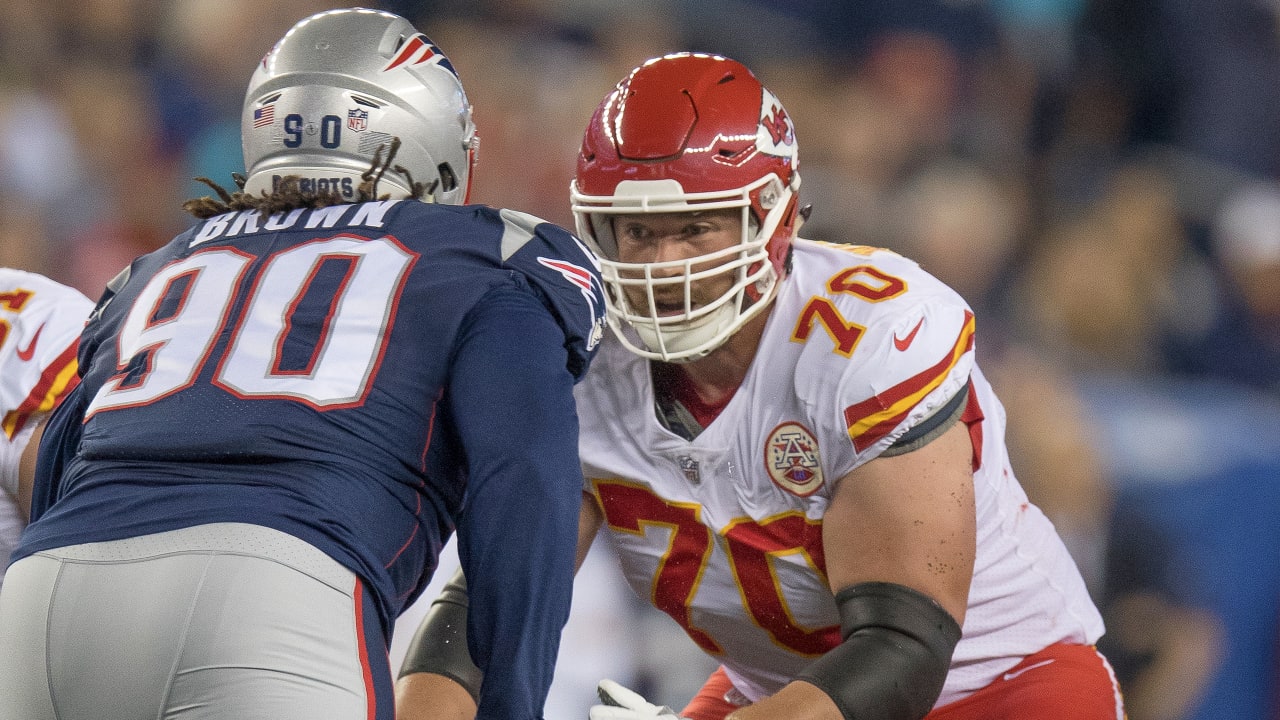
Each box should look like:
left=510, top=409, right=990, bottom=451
left=0, top=523, right=381, bottom=720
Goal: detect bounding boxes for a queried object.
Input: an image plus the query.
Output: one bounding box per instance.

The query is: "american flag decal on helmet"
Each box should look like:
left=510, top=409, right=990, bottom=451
left=253, top=103, right=275, bottom=128
left=384, top=34, right=458, bottom=77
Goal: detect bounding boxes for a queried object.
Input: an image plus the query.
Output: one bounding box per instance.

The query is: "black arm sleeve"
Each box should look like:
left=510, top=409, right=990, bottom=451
left=398, top=568, right=483, bottom=700
left=795, top=582, right=963, bottom=720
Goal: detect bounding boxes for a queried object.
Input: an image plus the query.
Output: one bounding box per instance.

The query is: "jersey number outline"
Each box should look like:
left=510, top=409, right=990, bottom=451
left=594, top=480, right=840, bottom=657
left=0, top=288, right=34, bottom=350
left=791, top=265, right=908, bottom=356
left=85, top=235, right=417, bottom=417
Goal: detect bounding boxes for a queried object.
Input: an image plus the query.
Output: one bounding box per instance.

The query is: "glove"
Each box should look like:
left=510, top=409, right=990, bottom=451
left=588, top=679, right=689, bottom=720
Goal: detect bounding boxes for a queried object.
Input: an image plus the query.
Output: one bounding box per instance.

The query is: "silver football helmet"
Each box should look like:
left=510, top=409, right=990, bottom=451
left=241, top=8, right=477, bottom=205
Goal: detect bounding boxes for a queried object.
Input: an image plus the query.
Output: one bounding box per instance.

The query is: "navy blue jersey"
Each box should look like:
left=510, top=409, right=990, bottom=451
left=20, top=201, right=604, bottom=686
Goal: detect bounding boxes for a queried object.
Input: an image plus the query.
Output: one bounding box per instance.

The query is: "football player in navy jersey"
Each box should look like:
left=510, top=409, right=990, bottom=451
left=0, top=9, right=604, bottom=720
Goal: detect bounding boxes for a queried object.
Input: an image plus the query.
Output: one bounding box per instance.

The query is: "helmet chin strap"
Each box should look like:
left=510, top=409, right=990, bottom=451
left=622, top=264, right=780, bottom=363
left=631, top=300, right=741, bottom=363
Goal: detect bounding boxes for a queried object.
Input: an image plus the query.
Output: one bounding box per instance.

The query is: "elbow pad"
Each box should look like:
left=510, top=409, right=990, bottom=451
left=795, top=582, right=962, bottom=720
left=397, top=568, right=483, bottom=701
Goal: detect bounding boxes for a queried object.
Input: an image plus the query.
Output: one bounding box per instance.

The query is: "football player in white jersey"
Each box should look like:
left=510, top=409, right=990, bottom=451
left=398, top=54, right=1126, bottom=720
left=0, top=268, right=92, bottom=589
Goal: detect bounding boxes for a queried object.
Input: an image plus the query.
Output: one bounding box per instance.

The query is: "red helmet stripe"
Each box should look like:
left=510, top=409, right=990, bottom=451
left=385, top=35, right=426, bottom=71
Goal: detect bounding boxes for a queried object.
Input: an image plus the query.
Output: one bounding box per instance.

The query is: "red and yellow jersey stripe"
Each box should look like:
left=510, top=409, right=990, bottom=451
left=843, top=310, right=975, bottom=453
left=3, top=341, right=80, bottom=440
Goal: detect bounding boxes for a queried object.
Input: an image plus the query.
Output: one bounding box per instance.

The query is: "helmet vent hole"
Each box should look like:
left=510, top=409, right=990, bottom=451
left=718, top=73, right=735, bottom=84
left=438, top=163, right=457, bottom=192
left=259, top=92, right=282, bottom=104
left=351, top=94, right=382, bottom=108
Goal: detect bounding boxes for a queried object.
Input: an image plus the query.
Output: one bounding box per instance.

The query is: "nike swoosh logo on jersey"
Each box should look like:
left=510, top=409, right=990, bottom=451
left=16, top=322, right=44, bottom=361
left=893, top=318, right=924, bottom=351
left=1002, top=658, right=1056, bottom=681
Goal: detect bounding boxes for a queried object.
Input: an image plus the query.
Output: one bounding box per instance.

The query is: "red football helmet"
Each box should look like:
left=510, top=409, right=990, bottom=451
left=570, top=53, right=802, bottom=361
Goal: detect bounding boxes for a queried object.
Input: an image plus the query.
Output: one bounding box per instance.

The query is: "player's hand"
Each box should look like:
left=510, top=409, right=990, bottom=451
left=589, top=679, right=688, bottom=720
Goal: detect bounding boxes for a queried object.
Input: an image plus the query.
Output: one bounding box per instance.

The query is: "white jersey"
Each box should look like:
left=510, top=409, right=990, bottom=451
left=0, top=268, right=93, bottom=585
left=576, top=239, right=1103, bottom=709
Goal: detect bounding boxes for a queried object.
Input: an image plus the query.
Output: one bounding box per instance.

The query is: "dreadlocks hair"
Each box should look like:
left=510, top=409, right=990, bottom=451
left=183, top=138, right=441, bottom=219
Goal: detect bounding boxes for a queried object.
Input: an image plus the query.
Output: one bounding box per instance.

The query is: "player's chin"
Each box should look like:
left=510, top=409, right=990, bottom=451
left=649, top=300, right=703, bottom=319
left=622, top=293, right=688, bottom=319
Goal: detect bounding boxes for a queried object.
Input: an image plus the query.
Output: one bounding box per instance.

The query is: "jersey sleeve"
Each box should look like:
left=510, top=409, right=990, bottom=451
left=445, top=283, right=583, bottom=720
left=0, top=271, right=94, bottom=498
left=795, top=257, right=977, bottom=481
left=497, top=209, right=607, bottom=382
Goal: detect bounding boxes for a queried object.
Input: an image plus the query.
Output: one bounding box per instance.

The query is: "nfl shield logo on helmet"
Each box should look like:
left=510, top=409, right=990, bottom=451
left=348, top=109, right=368, bottom=132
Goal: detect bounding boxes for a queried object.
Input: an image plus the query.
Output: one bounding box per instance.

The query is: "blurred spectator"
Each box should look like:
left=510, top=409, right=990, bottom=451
left=991, top=348, right=1225, bottom=720
left=0, top=86, right=82, bottom=221
left=1055, top=0, right=1280, bottom=202
left=1011, top=162, right=1234, bottom=379
left=881, top=154, right=1030, bottom=359
left=0, top=199, right=51, bottom=274
left=45, top=61, right=179, bottom=297
left=1158, top=0, right=1280, bottom=180
left=53, top=0, right=162, bottom=68
left=1189, top=181, right=1280, bottom=392
left=789, top=7, right=1011, bottom=255
left=1080, top=375, right=1280, bottom=720
left=1008, top=157, right=1280, bottom=716
left=797, top=35, right=971, bottom=248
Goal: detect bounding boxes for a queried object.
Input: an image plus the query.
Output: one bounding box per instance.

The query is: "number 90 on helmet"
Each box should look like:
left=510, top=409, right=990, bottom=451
left=570, top=53, right=802, bottom=362
left=241, top=8, right=477, bottom=205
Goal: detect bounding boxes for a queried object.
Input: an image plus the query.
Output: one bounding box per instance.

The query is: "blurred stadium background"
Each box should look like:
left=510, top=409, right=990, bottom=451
left=2, top=2, right=1277, bottom=718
